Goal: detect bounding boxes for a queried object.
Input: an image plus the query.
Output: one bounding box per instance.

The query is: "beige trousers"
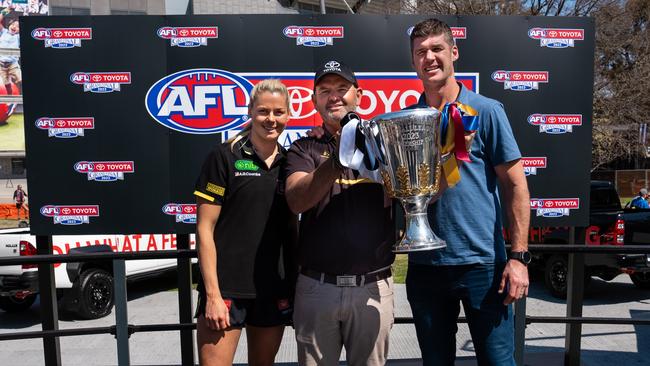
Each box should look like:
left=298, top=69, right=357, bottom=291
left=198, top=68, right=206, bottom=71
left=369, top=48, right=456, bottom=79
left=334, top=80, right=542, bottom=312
left=293, top=273, right=394, bottom=366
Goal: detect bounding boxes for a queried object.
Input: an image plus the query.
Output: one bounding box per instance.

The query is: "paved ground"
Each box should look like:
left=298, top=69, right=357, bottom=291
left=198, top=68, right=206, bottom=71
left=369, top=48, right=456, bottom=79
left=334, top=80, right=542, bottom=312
left=1, top=270, right=649, bottom=365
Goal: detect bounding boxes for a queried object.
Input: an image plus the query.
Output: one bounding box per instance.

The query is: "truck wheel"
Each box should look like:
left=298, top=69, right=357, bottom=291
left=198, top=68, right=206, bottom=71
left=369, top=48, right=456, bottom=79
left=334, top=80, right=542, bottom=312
left=76, top=268, right=114, bottom=319
left=630, top=272, right=650, bottom=289
left=544, top=255, right=591, bottom=298
left=0, top=294, right=37, bottom=312
left=545, top=255, right=569, bottom=298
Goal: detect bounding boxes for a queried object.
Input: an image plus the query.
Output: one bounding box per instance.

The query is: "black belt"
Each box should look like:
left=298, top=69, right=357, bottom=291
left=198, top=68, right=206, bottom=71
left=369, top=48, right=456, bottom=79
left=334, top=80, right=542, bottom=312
left=300, top=267, right=392, bottom=287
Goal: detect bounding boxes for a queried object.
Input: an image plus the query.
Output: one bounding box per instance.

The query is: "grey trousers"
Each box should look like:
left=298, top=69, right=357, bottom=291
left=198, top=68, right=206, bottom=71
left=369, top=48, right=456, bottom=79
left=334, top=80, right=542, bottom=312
left=293, top=273, right=395, bottom=366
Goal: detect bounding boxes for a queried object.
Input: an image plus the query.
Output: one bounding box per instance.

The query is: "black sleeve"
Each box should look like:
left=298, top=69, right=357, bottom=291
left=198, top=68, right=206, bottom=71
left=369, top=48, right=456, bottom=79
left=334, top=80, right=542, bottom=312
left=193, top=144, right=230, bottom=205
left=286, top=138, right=316, bottom=177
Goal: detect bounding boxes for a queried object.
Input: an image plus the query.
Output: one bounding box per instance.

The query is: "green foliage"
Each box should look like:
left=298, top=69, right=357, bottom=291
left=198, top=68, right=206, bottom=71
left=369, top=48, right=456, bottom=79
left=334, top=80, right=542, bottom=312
left=0, top=113, right=25, bottom=151
left=392, top=254, right=408, bottom=284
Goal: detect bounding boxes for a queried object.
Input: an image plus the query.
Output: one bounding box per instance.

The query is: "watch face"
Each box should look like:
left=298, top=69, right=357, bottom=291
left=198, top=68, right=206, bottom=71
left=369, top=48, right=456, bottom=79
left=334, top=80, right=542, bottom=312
left=522, top=251, right=532, bottom=264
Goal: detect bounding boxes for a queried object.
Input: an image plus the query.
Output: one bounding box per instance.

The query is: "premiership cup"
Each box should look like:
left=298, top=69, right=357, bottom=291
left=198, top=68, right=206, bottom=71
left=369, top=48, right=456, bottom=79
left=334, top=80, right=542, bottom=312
left=363, top=108, right=446, bottom=253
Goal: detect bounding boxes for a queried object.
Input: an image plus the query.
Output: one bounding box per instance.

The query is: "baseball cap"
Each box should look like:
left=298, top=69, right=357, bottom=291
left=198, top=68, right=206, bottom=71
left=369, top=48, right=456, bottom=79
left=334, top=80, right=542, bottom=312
left=641, top=188, right=648, bottom=196
left=314, top=60, right=358, bottom=87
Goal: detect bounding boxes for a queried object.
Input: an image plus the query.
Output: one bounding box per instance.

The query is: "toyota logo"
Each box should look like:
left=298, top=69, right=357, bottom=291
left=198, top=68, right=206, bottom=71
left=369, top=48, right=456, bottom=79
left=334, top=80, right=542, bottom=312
left=288, top=86, right=317, bottom=119
left=325, top=61, right=340, bottom=68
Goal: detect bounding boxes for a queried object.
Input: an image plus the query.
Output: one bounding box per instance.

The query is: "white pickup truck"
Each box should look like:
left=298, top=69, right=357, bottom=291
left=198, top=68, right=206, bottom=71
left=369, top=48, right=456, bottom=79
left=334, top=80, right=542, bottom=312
left=0, top=228, right=195, bottom=319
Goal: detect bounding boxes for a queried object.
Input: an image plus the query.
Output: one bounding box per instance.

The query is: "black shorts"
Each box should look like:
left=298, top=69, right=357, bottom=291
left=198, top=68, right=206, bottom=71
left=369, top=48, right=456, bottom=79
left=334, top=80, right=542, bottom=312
left=195, top=292, right=292, bottom=328
left=15, top=203, right=22, bottom=209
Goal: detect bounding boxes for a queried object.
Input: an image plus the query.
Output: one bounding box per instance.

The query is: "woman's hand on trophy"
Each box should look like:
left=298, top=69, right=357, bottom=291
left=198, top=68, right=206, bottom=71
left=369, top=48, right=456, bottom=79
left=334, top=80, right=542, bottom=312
left=306, top=125, right=325, bottom=139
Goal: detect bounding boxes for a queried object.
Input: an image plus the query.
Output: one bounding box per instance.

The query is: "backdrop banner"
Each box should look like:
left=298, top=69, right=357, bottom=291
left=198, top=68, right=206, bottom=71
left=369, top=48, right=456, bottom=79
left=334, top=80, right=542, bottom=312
left=20, top=15, right=594, bottom=235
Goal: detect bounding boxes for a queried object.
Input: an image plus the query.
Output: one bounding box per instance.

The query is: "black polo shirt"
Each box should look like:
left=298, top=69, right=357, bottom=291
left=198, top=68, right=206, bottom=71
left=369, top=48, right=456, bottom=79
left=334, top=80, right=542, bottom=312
left=286, top=129, right=395, bottom=275
left=194, top=138, right=291, bottom=299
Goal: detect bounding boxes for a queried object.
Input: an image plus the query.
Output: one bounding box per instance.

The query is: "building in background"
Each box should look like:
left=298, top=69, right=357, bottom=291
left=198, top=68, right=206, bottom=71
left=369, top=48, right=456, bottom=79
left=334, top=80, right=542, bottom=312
left=47, top=1, right=414, bottom=16
left=49, top=0, right=178, bottom=15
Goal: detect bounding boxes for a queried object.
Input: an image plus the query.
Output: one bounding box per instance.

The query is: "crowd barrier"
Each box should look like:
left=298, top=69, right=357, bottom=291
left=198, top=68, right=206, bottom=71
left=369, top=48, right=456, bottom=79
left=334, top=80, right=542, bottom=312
left=1, top=238, right=650, bottom=366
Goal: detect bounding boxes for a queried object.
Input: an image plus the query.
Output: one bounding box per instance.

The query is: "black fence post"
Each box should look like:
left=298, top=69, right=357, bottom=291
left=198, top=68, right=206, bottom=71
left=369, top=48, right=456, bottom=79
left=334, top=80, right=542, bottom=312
left=565, top=227, right=584, bottom=366
left=113, top=258, right=130, bottom=365
left=177, top=234, right=194, bottom=365
left=36, top=235, right=61, bottom=366
left=514, top=296, right=527, bottom=366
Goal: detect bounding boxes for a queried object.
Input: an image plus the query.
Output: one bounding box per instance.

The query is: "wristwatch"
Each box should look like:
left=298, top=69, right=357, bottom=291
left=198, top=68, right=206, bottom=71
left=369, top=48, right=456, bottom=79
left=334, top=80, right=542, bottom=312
left=508, top=251, right=532, bottom=265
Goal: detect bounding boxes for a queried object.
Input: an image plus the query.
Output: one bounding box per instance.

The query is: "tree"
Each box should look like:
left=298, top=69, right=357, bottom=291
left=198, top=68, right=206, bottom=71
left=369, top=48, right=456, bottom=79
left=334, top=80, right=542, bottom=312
left=591, top=0, right=650, bottom=170
left=383, top=0, right=648, bottom=170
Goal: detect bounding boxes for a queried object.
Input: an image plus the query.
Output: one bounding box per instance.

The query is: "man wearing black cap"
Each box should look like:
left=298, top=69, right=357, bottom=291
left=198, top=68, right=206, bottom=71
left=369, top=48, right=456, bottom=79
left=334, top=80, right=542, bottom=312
left=285, top=60, right=395, bottom=366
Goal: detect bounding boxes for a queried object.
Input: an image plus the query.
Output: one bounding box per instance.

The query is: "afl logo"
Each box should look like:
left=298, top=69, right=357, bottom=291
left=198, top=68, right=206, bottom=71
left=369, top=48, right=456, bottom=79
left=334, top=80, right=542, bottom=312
left=40, top=206, right=60, bottom=216
left=145, top=69, right=254, bottom=134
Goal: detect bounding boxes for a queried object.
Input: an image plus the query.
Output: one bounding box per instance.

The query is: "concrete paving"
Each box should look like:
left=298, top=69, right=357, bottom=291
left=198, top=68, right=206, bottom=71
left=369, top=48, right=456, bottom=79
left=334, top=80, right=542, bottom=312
left=0, top=271, right=649, bottom=365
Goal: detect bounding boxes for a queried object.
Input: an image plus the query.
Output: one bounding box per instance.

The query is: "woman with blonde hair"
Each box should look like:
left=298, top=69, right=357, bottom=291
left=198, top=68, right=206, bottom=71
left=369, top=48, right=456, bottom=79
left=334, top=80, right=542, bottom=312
left=193, top=79, right=296, bottom=366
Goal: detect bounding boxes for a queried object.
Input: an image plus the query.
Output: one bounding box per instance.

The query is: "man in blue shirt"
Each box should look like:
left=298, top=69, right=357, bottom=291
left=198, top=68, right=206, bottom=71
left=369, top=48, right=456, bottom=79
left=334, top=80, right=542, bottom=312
left=630, top=188, right=649, bottom=209
left=405, top=18, right=531, bottom=365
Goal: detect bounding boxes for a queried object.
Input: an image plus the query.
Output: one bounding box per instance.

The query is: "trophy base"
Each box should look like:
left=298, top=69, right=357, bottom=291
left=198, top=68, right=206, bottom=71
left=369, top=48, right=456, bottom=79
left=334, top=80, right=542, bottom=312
left=392, top=212, right=447, bottom=253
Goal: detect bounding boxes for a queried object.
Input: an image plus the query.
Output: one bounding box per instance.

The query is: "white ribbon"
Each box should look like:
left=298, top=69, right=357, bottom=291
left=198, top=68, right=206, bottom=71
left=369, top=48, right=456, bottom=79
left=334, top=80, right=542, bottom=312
left=338, top=118, right=382, bottom=183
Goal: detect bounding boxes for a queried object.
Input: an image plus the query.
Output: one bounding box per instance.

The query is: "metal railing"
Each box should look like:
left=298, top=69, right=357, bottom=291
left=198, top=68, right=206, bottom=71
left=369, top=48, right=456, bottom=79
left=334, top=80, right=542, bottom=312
left=1, top=237, right=649, bottom=366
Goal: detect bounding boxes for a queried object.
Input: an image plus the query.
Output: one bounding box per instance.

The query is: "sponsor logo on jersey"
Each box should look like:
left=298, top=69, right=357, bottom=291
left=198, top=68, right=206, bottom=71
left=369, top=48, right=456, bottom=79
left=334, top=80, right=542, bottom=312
left=234, top=159, right=262, bottom=176
left=162, top=203, right=197, bottom=224
left=521, top=157, right=547, bottom=176
left=530, top=198, right=579, bottom=217
left=528, top=113, right=582, bottom=134
left=35, top=117, right=94, bottom=138
left=283, top=25, right=344, bottom=47
left=206, top=183, right=225, bottom=196
left=145, top=69, right=253, bottom=134
left=70, top=72, right=131, bottom=93
left=491, top=70, right=548, bottom=91
left=235, top=159, right=260, bottom=171
left=40, top=205, right=100, bottom=225
left=406, top=26, right=467, bottom=39
left=528, top=28, right=584, bottom=48
left=156, top=26, right=218, bottom=47
left=31, top=28, right=92, bottom=48
left=74, top=161, right=135, bottom=182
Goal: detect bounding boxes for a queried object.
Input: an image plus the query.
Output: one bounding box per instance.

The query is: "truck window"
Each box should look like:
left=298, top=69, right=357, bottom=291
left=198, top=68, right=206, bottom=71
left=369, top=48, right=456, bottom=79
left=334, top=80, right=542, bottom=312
left=590, top=188, right=621, bottom=210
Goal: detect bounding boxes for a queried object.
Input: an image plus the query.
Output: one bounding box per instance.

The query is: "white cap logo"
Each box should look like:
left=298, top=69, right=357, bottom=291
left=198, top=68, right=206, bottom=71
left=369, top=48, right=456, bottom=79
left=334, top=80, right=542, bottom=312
left=325, top=61, right=340, bottom=68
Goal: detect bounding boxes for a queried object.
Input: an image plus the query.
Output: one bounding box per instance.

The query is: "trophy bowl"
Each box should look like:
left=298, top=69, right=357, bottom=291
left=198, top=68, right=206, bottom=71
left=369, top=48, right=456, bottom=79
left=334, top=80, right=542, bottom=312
left=365, top=108, right=446, bottom=253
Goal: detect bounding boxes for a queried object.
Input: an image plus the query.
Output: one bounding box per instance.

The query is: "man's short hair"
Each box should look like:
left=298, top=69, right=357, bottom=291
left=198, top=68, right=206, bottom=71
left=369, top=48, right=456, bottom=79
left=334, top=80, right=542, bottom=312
left=409, top=18, right=455, bottom=54
left=641, top=188, right=648, bottom=196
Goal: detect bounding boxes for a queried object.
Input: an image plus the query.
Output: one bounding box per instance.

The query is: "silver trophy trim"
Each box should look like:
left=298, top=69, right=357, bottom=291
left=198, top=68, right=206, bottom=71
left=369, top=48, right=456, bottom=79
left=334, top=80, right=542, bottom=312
left=364, top=108, right=447, bottom=253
